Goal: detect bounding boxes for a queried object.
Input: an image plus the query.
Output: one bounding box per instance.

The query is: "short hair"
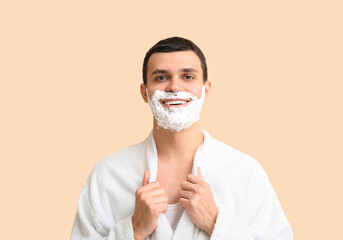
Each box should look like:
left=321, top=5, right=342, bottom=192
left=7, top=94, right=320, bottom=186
left=142, top=36, right=208, bottom=85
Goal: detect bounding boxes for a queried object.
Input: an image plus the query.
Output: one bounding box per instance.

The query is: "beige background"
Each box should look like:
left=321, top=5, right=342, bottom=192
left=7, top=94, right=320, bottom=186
left=1, top=1, right=342, bottom=239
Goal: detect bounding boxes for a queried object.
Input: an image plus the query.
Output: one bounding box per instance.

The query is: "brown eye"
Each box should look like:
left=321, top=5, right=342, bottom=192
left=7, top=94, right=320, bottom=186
left=185, top=75, right=195, bottom=80
left=156, top=75, right=167, bottom=81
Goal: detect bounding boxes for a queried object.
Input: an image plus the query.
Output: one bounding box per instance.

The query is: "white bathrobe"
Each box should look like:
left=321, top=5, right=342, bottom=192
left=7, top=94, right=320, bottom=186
left=71, top=130, right=293, bottom=239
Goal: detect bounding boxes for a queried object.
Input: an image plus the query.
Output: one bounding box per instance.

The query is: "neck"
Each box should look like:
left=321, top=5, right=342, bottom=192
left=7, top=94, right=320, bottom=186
left=153, top=119, right=204, bottom=164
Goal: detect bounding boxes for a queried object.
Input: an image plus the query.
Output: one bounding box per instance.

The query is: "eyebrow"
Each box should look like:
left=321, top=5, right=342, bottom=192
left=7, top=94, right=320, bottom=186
left=151, top=69, right=169, bottom=76
left=180, top=68, right=199, bottom=73
left=151, top=68, right=199, bottom=76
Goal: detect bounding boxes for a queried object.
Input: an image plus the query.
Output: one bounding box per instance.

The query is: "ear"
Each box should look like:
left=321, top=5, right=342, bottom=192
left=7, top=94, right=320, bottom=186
left=204, top=81, right=211, bottom=99
left=140, top=83, right=149, bottom=103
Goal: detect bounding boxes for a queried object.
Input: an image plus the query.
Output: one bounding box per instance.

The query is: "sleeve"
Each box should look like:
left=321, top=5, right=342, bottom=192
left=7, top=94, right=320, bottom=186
left=70, top=167, right=136, bottom=240
left=210, top=162, right=294, bottom=240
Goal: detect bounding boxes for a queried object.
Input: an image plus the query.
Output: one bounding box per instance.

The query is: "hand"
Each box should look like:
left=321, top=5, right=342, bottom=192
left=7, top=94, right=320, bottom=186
left=179, top=167, right=218, bottom=236
left=132, top=170, right=168, bottom=240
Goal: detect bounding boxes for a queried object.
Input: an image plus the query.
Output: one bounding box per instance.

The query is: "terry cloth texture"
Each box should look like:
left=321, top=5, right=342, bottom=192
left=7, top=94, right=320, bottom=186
left=71, top=130, right=293, bottom=240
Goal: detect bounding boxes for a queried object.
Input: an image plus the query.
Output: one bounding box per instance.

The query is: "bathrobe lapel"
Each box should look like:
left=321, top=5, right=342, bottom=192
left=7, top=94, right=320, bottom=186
left=144, top=130, right=211, bottom=240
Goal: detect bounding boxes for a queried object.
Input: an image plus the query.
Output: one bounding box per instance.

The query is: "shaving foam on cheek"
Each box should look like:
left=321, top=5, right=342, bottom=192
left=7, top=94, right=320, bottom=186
left=146, top=86, right=206, bottom=132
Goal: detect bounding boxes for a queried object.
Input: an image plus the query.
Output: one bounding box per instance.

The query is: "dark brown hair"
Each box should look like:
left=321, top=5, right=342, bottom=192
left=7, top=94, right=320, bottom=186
left=142, top=37, right=208, bottom=85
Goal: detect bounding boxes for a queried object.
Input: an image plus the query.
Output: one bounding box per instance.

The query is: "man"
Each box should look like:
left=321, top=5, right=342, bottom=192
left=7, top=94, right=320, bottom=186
left=71, top=37, right=293, bottom=239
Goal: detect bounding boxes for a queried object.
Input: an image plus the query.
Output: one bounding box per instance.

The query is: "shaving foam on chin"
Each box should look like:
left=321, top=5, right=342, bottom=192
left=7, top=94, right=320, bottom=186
left=147, top=86, right=206, bottom=132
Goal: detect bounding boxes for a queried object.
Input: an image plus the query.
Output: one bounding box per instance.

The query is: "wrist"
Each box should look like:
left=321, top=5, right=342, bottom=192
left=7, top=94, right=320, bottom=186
left=205, top=208, right=218, bottom=236
left=134, top=234, right=145, bottom=240
left=205, top=222, right=215, bottom=236
left=132, top=216, right=145, bottom=240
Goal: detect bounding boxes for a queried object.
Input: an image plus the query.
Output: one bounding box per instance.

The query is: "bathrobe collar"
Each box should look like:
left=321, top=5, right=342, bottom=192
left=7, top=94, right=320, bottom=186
left=144, top=129, right=211, bottom=240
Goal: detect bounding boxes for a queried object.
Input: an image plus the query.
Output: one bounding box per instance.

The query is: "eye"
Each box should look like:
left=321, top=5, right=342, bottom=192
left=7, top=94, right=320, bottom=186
left=184, top=75, right=195, bottom=80
left=155, top=75, right=167, bottom=81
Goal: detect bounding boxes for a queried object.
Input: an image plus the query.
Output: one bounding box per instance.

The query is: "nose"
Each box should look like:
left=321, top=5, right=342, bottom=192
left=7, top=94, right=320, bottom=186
left=165, top=76, right=182, bottom=93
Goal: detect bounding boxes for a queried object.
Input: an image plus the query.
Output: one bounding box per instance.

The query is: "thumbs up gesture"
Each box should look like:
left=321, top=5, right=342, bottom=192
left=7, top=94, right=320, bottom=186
left=132, top=170, right=168, bottom=240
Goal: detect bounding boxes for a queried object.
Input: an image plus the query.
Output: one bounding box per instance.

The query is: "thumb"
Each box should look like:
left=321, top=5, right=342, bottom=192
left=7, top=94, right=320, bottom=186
left=197, top=166, right=203, bottom=179
left=142, top=170, right=150, bottom=186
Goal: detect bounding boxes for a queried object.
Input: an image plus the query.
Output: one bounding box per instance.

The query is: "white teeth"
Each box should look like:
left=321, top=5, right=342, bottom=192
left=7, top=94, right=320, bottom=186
left=164, top=100, right=187, bottom=105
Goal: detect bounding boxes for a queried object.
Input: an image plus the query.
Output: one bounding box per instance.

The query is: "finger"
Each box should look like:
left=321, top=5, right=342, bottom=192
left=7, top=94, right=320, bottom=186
left=180, top=181, right=196, bottom=191
left=156, top=203, right=169, bottom=214
left=152, top=195, right=168, bottom=204
left=179, top=197, right=189, bottom=208
left=142, top=170, right=150, bottom=186
left=187, top=173, right=201, bottom=184
left=143, top=188, right=167, bottom=198
left=140, top=181, right=162, bottom=192
left=180, top=189, right=193, bottom=199
left=197, top=166, right=203, bottom=180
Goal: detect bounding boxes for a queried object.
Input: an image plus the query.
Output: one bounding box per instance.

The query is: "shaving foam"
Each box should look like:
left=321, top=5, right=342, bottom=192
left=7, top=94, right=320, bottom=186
left=147, top=86, right=205, bottom=132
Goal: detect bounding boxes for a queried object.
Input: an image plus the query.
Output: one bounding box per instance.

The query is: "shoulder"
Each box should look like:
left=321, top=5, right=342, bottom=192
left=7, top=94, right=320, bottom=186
left=202, top=131, right=269, bottom=184
left=202, top=131, right=272, bottom=198
left=85, top=140, right=147, bottom=192
left=96, top=141, right=146, bottom=171
left=204, top=131, right=259, bottom=169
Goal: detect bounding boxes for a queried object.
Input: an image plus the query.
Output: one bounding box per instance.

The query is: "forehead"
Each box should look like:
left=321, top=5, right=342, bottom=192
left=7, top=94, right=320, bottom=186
left=147, top=51, right=202, bottom=74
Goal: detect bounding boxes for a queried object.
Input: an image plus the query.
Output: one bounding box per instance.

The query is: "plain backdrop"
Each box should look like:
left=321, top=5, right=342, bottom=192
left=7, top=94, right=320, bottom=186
left=1, top=1, right=342, bottom=239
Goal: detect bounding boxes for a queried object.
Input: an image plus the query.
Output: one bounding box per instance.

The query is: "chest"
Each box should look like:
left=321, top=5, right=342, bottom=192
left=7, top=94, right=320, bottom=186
left=156, top=159, right=193, bottom=204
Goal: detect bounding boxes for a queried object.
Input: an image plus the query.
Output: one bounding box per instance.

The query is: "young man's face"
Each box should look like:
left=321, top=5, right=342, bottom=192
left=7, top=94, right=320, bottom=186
left=140, top=51, right=211, bottom=106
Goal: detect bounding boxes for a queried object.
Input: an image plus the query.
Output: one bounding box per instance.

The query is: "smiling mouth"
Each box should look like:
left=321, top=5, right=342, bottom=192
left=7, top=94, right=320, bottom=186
left=161, top=99, right=191, bottom=106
